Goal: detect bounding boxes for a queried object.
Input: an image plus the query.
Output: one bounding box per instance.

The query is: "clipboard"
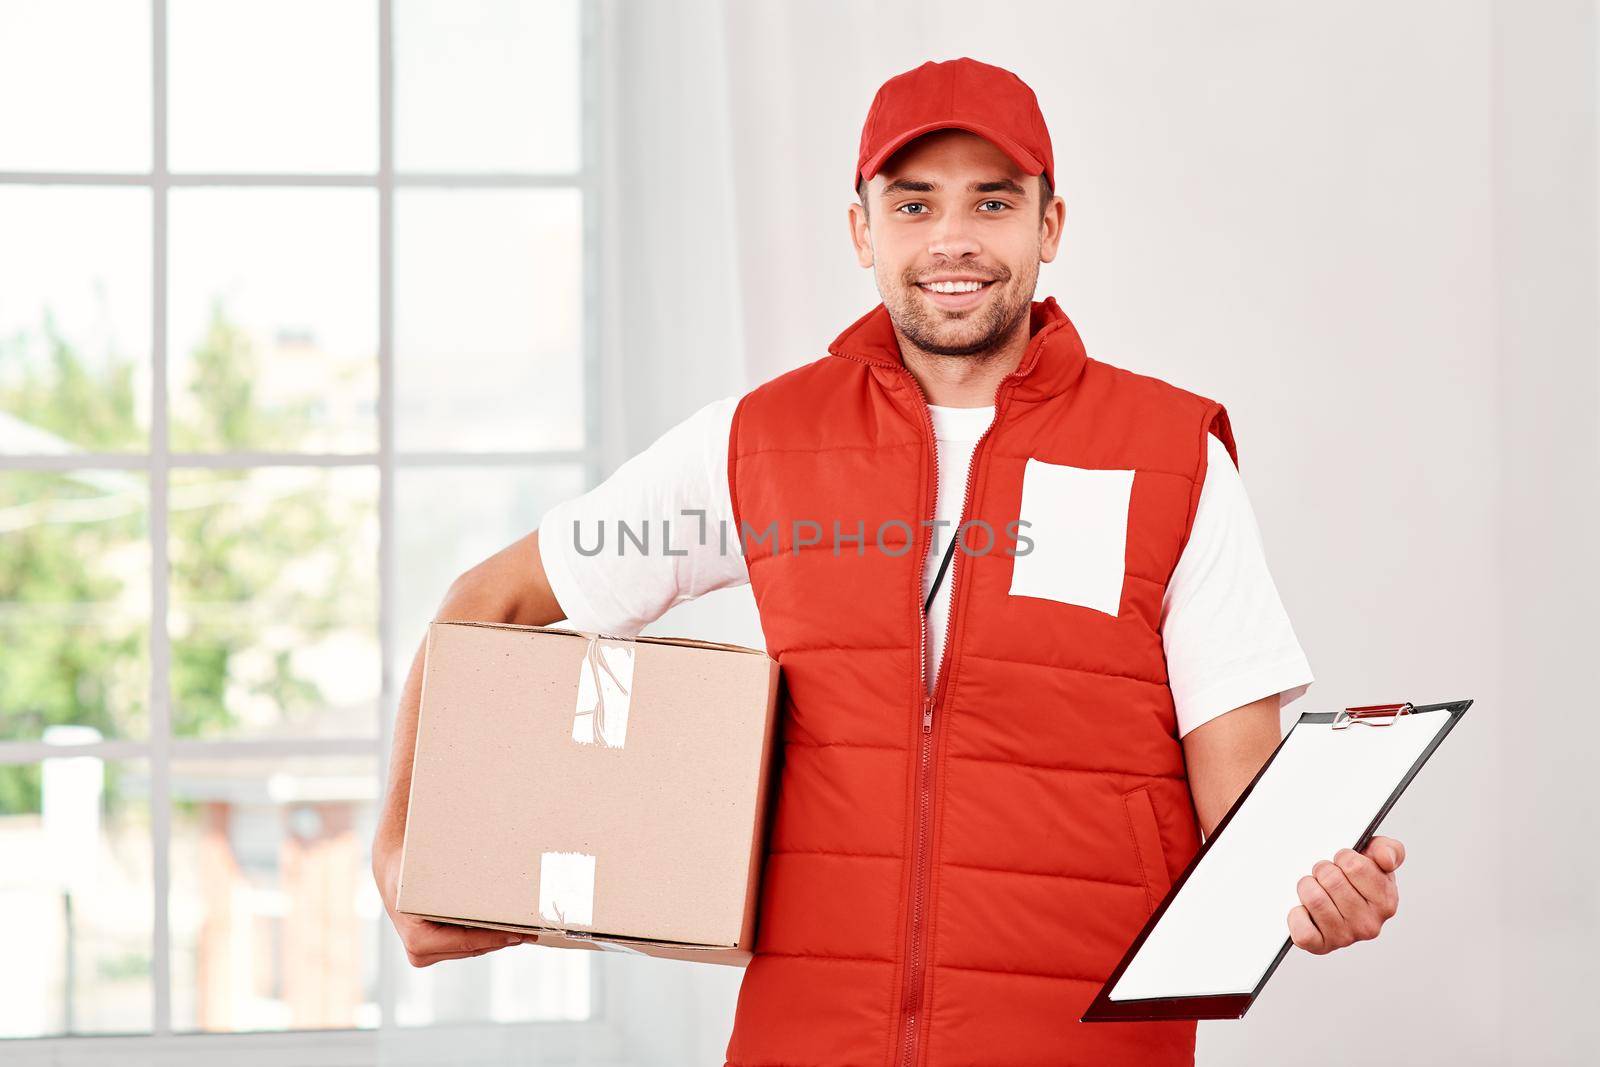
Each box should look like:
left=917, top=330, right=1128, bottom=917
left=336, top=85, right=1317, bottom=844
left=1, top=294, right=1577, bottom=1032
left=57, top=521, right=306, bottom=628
left=1081, top=698, right=1472, bottom=1022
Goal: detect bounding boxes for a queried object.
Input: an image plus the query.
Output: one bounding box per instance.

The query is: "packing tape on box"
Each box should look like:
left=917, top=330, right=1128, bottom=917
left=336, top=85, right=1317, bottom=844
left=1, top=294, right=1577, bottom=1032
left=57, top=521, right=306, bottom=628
left=572, top=633, right=635, bottom=749
left=592, top=940, right=649, bottom=956
left=539, top=850, right=596, bottom=926
left=539, top=635, right=642, bottom=953
left=536, top=849, right=648, bottom=955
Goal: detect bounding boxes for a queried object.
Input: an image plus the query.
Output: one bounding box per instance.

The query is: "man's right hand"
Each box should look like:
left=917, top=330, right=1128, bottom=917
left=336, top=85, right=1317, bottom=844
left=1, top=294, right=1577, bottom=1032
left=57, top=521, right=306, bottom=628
left=374, top=829, right=535, bottom=967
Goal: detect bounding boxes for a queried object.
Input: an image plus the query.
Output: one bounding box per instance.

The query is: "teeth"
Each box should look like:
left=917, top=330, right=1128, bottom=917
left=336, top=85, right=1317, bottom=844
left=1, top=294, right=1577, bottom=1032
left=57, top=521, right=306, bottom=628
left=923, top=280, right=985, bottom=294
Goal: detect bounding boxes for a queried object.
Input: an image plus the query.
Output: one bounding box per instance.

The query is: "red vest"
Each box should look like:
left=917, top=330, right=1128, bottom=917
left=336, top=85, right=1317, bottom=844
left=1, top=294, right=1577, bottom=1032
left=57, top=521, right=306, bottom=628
left=723, top=297, right=1238, bottom=1067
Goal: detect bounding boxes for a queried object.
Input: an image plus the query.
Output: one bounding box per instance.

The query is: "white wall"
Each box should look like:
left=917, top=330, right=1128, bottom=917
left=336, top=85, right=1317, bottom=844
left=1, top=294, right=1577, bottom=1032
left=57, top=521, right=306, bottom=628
left=1491, top=2, right=1600, bottom=1063
left=594, top=2, right=1599, bottom=1063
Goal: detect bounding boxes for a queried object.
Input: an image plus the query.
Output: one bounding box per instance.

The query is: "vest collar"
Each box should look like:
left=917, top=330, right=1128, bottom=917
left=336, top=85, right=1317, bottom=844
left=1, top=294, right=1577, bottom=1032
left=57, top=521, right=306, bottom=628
left=826, top=295, right=1090, bottom=401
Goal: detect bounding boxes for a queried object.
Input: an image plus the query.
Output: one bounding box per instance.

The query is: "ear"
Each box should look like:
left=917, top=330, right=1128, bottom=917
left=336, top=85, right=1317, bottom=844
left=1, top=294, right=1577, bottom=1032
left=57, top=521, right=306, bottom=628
left=1038, top=194, right=1066, bottom=264
left=847, top=201, right=874, bottom=268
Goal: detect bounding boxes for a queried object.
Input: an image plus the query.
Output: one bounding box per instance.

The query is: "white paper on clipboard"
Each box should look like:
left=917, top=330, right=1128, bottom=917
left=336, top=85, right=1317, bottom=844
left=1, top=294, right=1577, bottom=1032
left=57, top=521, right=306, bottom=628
left=1105, top=704, right=1461, bottom=1003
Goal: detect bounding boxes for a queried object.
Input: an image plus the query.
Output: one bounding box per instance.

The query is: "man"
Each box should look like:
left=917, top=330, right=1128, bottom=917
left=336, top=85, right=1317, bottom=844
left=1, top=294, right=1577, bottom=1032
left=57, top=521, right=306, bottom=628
left=373, top=57, right=1404, bottom=1066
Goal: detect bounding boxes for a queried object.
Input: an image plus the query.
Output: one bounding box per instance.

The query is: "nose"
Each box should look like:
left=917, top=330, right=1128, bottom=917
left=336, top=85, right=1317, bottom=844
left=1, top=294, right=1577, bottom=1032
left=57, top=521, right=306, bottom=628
left=926, top=212, right=981, bottom=262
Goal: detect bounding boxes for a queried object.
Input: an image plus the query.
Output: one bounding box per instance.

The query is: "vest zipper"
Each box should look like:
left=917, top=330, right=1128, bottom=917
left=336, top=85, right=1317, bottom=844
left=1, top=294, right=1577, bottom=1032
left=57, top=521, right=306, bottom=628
left=895, top=367, right=1007, bottom=1067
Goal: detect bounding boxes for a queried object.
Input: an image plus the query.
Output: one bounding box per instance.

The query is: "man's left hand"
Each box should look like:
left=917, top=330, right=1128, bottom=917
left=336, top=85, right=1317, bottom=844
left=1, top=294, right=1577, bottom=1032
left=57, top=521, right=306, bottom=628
left=1286, top=835, right=1404, bottom=954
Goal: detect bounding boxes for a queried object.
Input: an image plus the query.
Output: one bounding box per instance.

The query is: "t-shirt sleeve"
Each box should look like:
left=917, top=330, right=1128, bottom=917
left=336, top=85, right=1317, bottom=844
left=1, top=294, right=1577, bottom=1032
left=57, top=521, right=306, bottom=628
left=537, top=394, right=748, bottom=636
left=1161, top=432, right=1314, bottom=738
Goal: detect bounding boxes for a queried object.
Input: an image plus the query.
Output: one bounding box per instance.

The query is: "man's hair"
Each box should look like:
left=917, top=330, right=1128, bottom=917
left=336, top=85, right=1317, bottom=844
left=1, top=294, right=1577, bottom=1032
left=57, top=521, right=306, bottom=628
left=855, top=173, right=1054, bottom=222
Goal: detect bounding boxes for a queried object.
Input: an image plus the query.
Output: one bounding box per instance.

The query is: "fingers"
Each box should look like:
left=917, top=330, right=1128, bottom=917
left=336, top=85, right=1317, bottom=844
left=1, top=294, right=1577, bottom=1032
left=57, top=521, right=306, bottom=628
left=411, top=945, right=502, bottom=967
left=406, top=939, right=524, bottom=968
left=1364, top=835, right=1405, bottom=873
left=1295, top=871, right=1343, bottom=932
left=1312, top=859, right=1365, bottom=926
left=1294, top=870, right=1348, bottom=952
left=1334, top=848, right=1399, bottom=921
left=399, top=916, right=534, bottom=968
left=1292, top=847, right=1399, bottom=954
left=1287, top=903, right=1326, bottom=953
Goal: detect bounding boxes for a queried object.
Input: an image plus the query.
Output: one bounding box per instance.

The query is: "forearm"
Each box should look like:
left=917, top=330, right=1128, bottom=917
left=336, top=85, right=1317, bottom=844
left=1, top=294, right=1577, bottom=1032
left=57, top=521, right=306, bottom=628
left=1181, top=693, right=1282, bottom=839
left=375, top=628, right=434, bottom=857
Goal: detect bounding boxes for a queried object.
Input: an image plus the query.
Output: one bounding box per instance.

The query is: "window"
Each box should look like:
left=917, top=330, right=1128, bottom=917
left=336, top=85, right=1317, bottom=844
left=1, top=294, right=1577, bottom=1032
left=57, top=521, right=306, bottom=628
left=0, top=0, right=608, bottom=1060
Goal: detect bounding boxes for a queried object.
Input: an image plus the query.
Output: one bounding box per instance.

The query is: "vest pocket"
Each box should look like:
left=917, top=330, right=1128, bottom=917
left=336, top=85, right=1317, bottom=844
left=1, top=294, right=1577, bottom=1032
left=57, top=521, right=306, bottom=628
left=1121, top=786, right=1172, bottom=915
left=1007, top=458, right=1133, bottom=617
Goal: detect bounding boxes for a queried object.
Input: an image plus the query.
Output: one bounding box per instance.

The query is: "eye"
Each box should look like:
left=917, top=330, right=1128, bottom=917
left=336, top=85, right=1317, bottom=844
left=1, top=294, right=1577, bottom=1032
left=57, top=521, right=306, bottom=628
left=978, top=200, right=1010, bottom=212
left=896, top=202, right=929, bottom=215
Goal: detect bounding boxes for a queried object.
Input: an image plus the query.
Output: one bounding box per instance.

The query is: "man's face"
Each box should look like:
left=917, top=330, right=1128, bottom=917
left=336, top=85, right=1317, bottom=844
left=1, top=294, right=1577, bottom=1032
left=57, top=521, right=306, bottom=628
left=849, top=129, right=1064, bottom=358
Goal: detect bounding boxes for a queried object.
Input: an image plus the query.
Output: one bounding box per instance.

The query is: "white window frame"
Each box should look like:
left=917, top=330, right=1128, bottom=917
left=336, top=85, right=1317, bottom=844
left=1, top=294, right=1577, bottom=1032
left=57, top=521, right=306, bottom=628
left=0, top=1, right=626, bottom=1062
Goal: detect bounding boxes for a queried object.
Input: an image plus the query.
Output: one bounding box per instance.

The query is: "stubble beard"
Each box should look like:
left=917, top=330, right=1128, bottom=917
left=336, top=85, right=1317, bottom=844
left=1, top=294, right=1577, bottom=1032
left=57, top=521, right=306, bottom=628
left=886, top=263, right=1037, bottom=362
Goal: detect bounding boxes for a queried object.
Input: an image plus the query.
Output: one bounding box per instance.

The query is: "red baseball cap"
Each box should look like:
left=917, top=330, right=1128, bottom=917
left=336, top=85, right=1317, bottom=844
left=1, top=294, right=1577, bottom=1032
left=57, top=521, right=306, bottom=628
left=854, top=57, right=1054, bottom=193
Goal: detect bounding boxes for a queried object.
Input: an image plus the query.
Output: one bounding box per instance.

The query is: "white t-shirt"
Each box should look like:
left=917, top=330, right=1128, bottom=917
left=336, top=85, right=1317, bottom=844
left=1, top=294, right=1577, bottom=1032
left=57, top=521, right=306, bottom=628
left=538, top=395, right=1314, bottom=739
left=922, top=404, right=999, bottom=693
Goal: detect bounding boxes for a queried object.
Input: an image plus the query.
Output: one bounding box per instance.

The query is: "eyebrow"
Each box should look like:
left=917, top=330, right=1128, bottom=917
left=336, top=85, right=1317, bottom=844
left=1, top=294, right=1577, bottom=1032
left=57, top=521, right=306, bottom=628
left=880, top=177, right=1030, bottom=198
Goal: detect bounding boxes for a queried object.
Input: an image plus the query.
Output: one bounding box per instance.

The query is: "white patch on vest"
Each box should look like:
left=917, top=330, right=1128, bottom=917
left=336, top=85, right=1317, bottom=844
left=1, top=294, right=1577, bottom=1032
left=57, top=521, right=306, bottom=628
left=1008, top=459, right=1134, bottom=617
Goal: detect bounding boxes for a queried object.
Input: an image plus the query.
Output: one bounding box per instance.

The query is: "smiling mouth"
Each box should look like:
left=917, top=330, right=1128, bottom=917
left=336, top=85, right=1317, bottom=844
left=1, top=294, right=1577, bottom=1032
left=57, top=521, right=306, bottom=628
left=915, top=279, right=997, bottom=310
left=917, top=279, right=994, bottom=295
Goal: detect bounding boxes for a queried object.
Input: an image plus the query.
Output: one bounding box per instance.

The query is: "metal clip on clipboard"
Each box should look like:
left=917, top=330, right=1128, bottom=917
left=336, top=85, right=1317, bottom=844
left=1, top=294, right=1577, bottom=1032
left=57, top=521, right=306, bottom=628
left=1331, top=701, right=1415, bottom=729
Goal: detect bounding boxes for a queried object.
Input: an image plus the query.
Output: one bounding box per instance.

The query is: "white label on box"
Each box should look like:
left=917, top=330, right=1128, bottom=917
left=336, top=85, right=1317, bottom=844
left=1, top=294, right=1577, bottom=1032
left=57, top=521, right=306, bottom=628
left=572, top=638, right=634, bottom=748
left=538, top=850, right=596, bottom=927
left=592, top=939, right=649, bottom=956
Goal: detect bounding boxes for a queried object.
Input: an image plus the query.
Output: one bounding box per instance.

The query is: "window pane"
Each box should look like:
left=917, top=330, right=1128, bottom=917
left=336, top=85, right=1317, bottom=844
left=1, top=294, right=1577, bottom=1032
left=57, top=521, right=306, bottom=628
left=0, top=471, right=150, bottom=741
left=169, top=755, right=379, bottom=1032
left=0, top=754, right=153, bottom=1037
left=393, top=463, right=584, bottom=656
left=168, top=188, right=377, bottom=454
left=167, top=0, right=376, bottom=174
left=168, top=467, right=378, bottom=739
left=394, top=0, right=581, bottom=174
left=0, top=1, right=151, bottom=172
left=395, top=189, right=584, bottom=452
left=0, top=186, right=151, bottom=453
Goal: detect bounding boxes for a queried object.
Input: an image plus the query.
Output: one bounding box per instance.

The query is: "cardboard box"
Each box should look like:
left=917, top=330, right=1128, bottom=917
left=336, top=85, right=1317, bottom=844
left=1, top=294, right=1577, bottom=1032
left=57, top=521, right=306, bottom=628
left=397, top=621, right=781, bottom=965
